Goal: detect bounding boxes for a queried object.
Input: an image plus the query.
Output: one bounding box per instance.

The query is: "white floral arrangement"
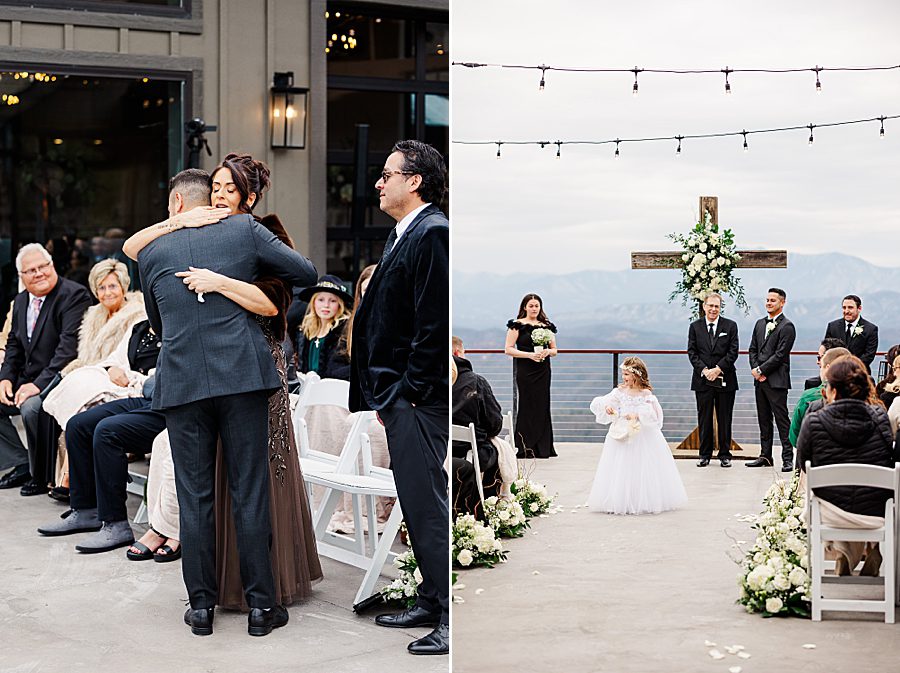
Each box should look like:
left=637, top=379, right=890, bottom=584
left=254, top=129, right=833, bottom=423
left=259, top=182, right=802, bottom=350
left=531, top=328, right=554, bottom=348
left=667, top=212, right=748, bottom=313
left=511, top=477, right=555, bottom=517
left=852, top=325, right=864, bottom=337
left=765, top=320, right=777, bottom=338
left=736, top=475, right=811, bottom=617
left=379, top=549, right=421, bottom=607
left=483, top=496, right=529, bottom=538
left=453, top=514, right=507, bottom=568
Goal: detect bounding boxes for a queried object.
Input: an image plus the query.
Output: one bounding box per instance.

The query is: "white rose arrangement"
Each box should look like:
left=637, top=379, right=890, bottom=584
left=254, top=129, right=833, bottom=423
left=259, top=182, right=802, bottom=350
left=852, top=325, right=864, bottom=337
left=453, top=514, right=507, bottom=568
left=667, top=212, right=748, bottom=313
left=511, top=477, right=556, bottom=516
left=483, top=496, right=529, bottom=538
left=379, top=524, right=420, bottom=607
left=736, top=475, right=811, bottom=617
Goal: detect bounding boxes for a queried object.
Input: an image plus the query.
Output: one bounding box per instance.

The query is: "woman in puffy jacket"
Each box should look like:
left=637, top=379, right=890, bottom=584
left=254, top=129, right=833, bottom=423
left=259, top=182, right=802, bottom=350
left=797, top=354, right=897, bottom=575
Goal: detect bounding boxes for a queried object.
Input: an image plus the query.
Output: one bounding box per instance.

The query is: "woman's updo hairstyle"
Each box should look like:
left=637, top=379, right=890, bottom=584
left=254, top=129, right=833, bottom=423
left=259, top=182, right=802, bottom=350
left=826, top=354, right=880, bottom=405
left=212, top=152, right=272, bottom=213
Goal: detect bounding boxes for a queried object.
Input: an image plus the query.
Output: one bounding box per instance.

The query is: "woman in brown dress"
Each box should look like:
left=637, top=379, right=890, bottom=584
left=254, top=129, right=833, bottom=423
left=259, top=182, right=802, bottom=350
left=122, top=153, right=322, bottom=607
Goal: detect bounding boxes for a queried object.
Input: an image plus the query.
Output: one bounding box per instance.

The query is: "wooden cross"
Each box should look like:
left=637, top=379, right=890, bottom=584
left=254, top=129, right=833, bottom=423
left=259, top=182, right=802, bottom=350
left=631, top=196, right=788, bottom=271
left=630, top=196, right=788, bottom=455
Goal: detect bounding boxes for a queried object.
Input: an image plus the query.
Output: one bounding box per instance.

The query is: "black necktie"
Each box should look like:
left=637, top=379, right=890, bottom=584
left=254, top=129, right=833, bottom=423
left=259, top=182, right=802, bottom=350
left=380, top=228, right=398, bottom=263
left=708, top=323, right=715, bottom=346
left=845, top=322, right=852, bottom=344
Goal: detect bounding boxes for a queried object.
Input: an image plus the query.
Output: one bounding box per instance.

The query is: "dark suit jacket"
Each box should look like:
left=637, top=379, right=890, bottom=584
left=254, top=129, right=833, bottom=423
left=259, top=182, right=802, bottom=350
left=824, top=316, right=878, bottom=368
left=0, top=277, right=91, bottom=390
left=748, top=313, right=796, bottom=389
left=138, top=214, right=317, bottom=410
left=687, top=317, right=739, bottom=391
left=349, top=203, right=449, bottom=412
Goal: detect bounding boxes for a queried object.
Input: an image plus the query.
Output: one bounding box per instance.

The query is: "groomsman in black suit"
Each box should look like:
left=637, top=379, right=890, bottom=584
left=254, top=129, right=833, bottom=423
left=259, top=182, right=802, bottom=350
left=823, top=294, right=878, bottom=373
left=687, top=293, right=739, bottom=468
left=747, top=288, right=797, bottom=472
left=350, top=140, right=449, bottom=655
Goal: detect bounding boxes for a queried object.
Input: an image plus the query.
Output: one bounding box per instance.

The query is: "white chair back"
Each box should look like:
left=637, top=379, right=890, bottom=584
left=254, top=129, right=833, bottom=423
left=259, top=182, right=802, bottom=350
left=294, top=377, right=351, bottom=419
left=452, top=422, right=484, bottom=505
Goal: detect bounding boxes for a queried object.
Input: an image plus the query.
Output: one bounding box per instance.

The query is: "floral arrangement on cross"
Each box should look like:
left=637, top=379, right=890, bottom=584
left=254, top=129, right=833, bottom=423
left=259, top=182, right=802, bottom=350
left=667, top=212, right=748, bottom=315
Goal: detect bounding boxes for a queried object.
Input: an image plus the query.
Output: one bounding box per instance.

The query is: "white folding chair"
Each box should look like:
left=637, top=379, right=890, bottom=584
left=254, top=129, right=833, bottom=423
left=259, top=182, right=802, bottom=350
left=303, top=428, right=400, bottom=606
left=501, top=410, right=515, bottom=444
left=452, top=422, right=483, bottom=505
left=806, top=461, right=899, bottom=623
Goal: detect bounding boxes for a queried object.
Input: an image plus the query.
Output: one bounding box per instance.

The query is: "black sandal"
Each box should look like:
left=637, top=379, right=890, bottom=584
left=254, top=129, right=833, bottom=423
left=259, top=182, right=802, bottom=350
left=126, top=527, right=164, bottom=561
left=154, top=543, right=182, bottom=563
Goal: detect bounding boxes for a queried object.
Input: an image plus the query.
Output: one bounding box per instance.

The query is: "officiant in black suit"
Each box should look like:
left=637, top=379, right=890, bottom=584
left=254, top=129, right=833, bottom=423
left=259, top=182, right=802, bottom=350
left=747, top=288, right=797, bottom=472
left=349, top=140, right=449, bottom=656
left=687, top=292, right=739, bottom=468
left=823, top=294, right=878, bottom=373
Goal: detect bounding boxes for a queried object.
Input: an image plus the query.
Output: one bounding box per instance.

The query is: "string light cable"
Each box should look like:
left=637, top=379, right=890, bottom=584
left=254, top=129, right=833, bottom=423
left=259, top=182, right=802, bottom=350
left=453, top=114, right=897, bottom=157
left=452, top=61, right=900, bottom=94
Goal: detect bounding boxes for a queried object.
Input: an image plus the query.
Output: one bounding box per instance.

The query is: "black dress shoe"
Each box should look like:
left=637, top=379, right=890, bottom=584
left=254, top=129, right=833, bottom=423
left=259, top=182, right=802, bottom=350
left=408, top=623, right=449, bottom=655
left=696, top=458, right=710, bottom=467
left=0, top=465, right=30, bottom=490
left=20, top=479, right=48, bottom=496
left=48, top=486, right=70, bottom=502
left=248, top=605, right=288, bottom=637
left=720, top=458, right=732, bottom=468
left=375, top=605, right=441, bottom=629
left=183, top=607, right=214, bottom=636
left=745, top=457, right=773, bottom=468
left=781, top=461, right=795, bottom=472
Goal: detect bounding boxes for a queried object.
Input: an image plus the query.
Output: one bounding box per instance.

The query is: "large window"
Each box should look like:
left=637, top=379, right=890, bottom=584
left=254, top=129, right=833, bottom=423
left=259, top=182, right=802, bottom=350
left=0, top=1, right=192, bottom=18
left=325, top=3, right=448, bottom=281
left=0, top=68, right=186, bottom=302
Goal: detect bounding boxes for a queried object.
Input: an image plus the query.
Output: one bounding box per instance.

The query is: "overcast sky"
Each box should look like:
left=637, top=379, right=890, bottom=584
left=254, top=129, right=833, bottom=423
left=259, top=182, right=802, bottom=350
left=450, top=0, right=900, bottom=275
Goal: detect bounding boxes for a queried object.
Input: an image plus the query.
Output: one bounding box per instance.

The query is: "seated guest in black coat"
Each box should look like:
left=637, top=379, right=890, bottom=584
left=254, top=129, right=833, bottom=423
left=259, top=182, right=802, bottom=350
left=452, top=337, right=503, bottom=501
left=0, top=244, right=91, bottom=494
left=804, top=337, right=846, bottom=390
left=875, top=344, right=900, bottom=409
left=295, top=275, right=353, bottom=381
left=37, top=320, right=165, bottom=553
left=797, top=354, right=897, bottom=576
left=823, top=294, right=879, bottom=373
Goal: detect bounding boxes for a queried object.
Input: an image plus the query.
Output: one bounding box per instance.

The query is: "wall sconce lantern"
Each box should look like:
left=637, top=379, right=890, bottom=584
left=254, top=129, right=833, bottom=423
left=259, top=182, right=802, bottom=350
left=270, top=71, right=308, bottom=149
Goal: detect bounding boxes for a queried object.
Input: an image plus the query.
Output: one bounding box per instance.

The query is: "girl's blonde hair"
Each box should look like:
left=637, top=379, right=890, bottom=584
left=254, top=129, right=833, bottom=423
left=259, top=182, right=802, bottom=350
left=300, top=291, right=350, bottom=339
left=620, top=356, right=652, bottom=391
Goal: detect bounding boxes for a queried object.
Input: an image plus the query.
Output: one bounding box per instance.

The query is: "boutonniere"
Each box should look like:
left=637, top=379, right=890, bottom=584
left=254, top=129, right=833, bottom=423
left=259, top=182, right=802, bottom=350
left=765, top=322, right=777, bottom=337
left=852, top=325, right=864, bottom=337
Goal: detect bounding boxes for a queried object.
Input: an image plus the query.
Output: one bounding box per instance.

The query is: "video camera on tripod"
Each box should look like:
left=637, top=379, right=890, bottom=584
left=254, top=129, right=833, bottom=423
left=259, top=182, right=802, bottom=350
left=185, top=117, right=218, bottom=168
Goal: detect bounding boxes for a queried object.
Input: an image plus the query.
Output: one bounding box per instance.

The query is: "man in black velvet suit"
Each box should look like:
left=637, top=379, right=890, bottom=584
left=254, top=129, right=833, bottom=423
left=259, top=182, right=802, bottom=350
left=0, top=244, right=91, bottom=494
left=823, top=294, right=879, bottom=373
left=349, top=140, right=449, bottom=656
left=687, top=293, right=739, bottom=468
left=747, top=288, right=797, bottom=472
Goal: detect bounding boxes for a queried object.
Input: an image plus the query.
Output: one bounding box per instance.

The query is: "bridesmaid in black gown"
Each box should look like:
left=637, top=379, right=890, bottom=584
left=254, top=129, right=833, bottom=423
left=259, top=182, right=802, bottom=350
left=505, top=293, right=558, bottom=458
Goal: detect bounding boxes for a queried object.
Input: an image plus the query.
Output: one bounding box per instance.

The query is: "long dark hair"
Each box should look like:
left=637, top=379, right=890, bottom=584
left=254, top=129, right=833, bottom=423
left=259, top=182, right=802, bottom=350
left=344, top=264, right=377, bottom=357
left=516, top=293, right=549, bottom=323
left=211, top=152, right=272, bottom=214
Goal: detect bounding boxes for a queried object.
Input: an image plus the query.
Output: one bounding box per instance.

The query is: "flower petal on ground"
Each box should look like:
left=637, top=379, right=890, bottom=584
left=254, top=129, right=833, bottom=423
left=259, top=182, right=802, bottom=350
left=737, top=652, right=751, bottom=659
left=474, top=588, right=485, bottom=595
left=453, top=583, right=466, bottom=591
left=708, top=649, right=725, bottom=660
left=704, top=640, right=716, bottom=647
left=728, top=667, right=742, bottom=673
left=802, top=644, right=817, bottom=649
left=532, top=570, right=541, bottom=575
left=453, top=596, right=465, bottom=604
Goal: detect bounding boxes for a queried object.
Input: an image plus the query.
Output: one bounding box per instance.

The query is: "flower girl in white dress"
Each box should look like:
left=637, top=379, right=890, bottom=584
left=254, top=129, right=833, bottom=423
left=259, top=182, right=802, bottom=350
left=587, top=357, right=688, bottom=515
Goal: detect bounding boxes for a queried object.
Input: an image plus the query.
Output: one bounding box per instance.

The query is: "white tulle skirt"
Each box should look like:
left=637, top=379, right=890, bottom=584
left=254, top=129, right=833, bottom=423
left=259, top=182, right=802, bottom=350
left=587, top=426, right=688, bottom=515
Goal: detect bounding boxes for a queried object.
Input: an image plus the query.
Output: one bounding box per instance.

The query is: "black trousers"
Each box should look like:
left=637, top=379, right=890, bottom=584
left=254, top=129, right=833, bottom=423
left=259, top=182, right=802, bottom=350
left=754, top=382, right=793, bottom=462
left=380, top=397, right=449, bottom=624
left=164, top=390, right=275, bottom=610
left=67, top=397, right=166, bottom=522
left=695, top=388, right=736, bottom=459
left=451, top=457, right=481, bottom=519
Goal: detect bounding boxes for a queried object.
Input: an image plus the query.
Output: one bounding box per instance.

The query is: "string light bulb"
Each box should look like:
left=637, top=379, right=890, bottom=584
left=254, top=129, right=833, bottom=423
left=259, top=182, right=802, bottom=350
left=614, top=139, right=620, bottom=158
left=814, top=65, right=822, bottom=93
left=807, top=124, right=815, bottom=145
left=496, top=142, right=501, bottom=158
left=631, top=67, right=641, bottom=96
left=742, top=130, right=749, bottom=152
left=723, top=68, right=732, bottom=94
left=538, top=65, right=547, bottom=91
left=879, top=116, right=885, bottom=138
left=555, top=141, right=561, bottom=159
left=676, top=135, right=683, bottom=154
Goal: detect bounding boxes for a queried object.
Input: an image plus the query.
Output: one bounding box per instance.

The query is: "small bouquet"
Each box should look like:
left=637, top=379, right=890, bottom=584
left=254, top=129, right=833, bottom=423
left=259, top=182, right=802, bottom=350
left=531, top=327, right=554, bottom=353
left=483, top=495, right=529, bottom=538
left=511, top=477, right=555, bottom=516
left=379, top=549, right=421, bottom=607
left=453, top=514, right=507, bottom=568
left=736, top=474, right=811, bottom=617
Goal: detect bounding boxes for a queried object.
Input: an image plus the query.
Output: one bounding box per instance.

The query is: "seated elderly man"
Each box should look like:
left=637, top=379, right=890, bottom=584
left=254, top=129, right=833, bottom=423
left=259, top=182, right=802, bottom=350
left=452, top=336, right=503, bottom=502
left=0, top=244, right=91, bottom=495
left=789, top=344, right=850, bottom=448
left=38, top=320, right=164, bottom=553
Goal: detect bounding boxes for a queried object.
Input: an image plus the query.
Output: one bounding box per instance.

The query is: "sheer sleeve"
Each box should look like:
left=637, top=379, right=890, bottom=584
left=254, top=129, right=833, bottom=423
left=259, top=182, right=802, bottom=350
left=638, top=394, right=664, bottom=429
left=589, top=389, right=618, bottom=425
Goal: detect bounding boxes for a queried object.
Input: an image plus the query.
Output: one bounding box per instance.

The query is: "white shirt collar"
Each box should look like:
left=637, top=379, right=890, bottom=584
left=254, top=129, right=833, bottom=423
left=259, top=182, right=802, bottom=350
left=706, top=318, right=718, bottom=329
left=28, top=292, right=43, bottom=304
left=394, top=202, right=430, bottom=241
left=846, top=318, right=860, bottom=328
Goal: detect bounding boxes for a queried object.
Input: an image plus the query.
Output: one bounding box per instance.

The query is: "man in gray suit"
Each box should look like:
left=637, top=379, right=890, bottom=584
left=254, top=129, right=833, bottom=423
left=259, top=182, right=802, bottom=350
left=138, top=169, right=316, bottom=637
left=746, top=287, right=797, bottom=472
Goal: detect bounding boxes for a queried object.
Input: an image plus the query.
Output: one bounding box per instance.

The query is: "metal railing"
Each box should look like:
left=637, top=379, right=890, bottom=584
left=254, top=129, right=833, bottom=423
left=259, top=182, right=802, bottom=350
left=464, top=349, right=890, bottom=445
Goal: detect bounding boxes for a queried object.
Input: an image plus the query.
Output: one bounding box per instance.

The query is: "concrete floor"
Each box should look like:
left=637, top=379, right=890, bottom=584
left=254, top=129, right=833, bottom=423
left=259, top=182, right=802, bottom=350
left=0, top=474, right=447, bottom=673
left=451, top=443, right=900, bottom=673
